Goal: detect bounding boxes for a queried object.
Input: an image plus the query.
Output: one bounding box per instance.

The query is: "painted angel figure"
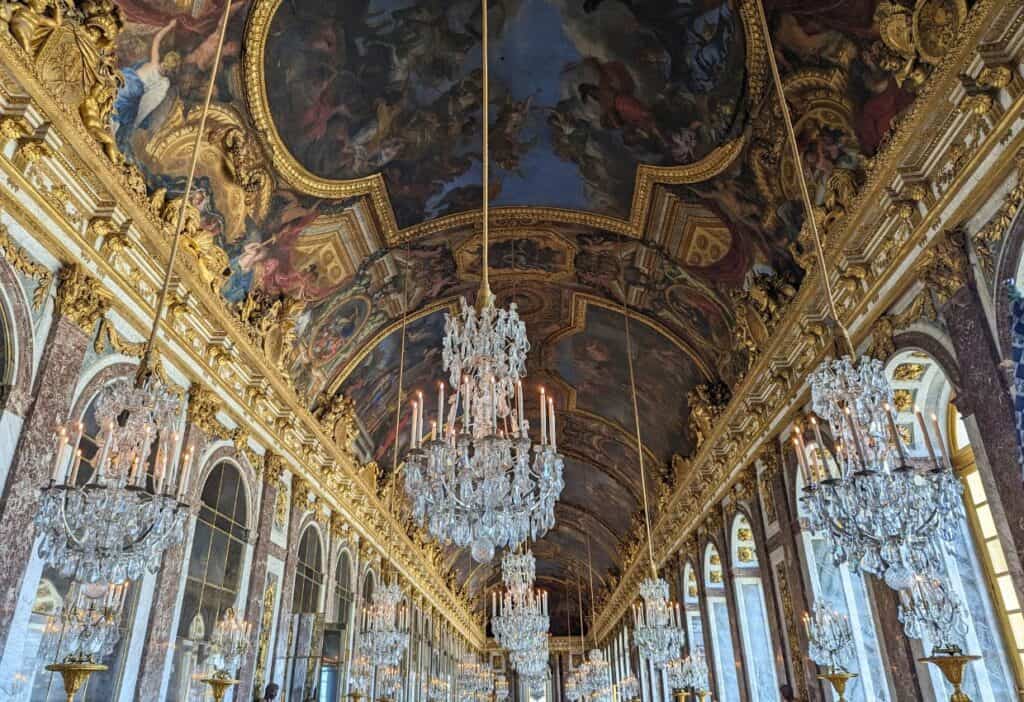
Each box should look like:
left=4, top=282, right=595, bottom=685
left=112, top=18, right=180, bottom=151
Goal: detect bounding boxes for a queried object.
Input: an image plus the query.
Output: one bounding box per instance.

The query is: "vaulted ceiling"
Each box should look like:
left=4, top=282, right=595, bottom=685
left=111, top=0, right=928, bottom=635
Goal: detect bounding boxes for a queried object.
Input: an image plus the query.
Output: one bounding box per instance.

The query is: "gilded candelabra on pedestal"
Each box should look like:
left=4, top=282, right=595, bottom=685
left=817, top=668, right=857, bottom=702
left=920, top=649, right=981, bottom=702
left=198, top=670, right=241, bottom=702
left=45, top=661, right=107, bottom=702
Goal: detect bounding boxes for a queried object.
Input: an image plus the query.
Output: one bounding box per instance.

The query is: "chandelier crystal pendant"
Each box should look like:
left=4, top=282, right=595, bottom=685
left=33, top=0, right=237, bottom=585
left=360, top=581, right=410, bottom=668
left=35, top=375, right=191, bottom=583
left=749, top=0, right=963, bottom=592
left=492, top=549, right=550, bottom=655
left=403, top=0, right=563, bottom=564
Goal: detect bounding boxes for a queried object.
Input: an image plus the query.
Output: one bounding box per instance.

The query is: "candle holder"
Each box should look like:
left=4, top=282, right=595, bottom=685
left=45, top=660, right=108, bottom=702
left=671, top=690, right=689, bottom=702
left=349, top=692, right=365, bottom=702
left=199, top=670, right=240, bottom=702
left=817, top=668, right=857, bottom=702
left=920, top=649, right=980, bottom=702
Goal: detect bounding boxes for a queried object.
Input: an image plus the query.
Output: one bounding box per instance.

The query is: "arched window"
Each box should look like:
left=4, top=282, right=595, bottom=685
left=22, top=383, right=140, bottom=701
left=335, top=551, right=353, bottom=627
left=704, top=543, right=740, bottom=700
left=885, top=351, right=1019, bottom=699
left=682, top=562, right=704, bottom=656
left=730, top=514, right=778, bottom=701
left=293, top=527, right=324, bottom=614
left=0, top=294, right=13, bottom=408
left=166, top=460, right=250, bottom=701
left=364, top=570, right=376, bottom=603
left=796, top=442, right=890, bottom=702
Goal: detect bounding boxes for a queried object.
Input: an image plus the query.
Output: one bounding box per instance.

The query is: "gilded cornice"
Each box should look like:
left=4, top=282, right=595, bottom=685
left=241, top=0, right=765, bottom=245
left=0, top=31, right=485, bottom=646
left=590, top=0, right=1018, bottom=641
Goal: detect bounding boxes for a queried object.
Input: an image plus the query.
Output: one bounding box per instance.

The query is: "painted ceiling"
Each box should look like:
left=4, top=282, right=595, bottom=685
left=109, top=0, right=926, bottom=635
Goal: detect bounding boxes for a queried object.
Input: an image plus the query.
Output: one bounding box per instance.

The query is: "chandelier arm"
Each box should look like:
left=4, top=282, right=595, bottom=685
left=753, top=0, right=855, bottom=359
left=622, top=297, right=657, bottom=579
left=137, top=0, right=233, bottom=385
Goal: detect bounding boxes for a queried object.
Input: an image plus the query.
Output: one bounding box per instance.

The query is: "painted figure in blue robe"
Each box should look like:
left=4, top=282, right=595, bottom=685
left=112, top=19, right=180, bottom=153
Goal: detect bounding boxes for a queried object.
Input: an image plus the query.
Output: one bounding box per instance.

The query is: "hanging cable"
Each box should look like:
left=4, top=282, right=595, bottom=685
left=477, top=0, right=495, bottom=308
left=754, top=0, right=854, bottom=358
left=137, top=0, right=233, bottom=385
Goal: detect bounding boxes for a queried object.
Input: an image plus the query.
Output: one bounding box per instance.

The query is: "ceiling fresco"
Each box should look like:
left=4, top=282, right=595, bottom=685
left=106, top=0, right=929, bottom=632
left=259, top=0, right=749, bottom=227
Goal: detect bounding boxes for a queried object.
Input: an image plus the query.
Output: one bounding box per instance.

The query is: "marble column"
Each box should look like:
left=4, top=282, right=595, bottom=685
left=0, top=264, right=108, bottom=651
left=271, top=475, right=309, bottom=688
left=694, top=528, right=721, bottom=702
left=923, top=229, right=1024, bottom=601
left=132, top=412, right=212, bottom=700
left=768, top=440, right=822, bottom=702
left=237, top=453, right=284, bottom=702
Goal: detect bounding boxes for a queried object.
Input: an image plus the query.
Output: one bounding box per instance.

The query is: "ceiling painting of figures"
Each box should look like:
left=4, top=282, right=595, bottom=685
left=257, top=0, right=750, bottom=228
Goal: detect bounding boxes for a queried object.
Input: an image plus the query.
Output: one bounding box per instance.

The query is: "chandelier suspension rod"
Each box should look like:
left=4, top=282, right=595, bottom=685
left=577, top=574, right=586, bottom=650
left=385, top=233, right=412, bottom=576
left=137, top=0, right=233, bottom=385
left=478, top=0, right=494, bottom=307
left=753, top=0, right=855, bottom=358
left=622, top=294, right=657, bottom=579
left=586, top=533, right=596, bottom=623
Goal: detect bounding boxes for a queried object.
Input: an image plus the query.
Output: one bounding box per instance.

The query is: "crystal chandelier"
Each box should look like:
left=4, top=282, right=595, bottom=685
left=456, top=655, right=491, bottom=702
left=428, top=674, right=450, bottom=702
left=749, top=0, right=963, bottom=592
left=632, top=577, right=684, bottom=668
left=565, top=668, right=581, bottom=702
left=34, top=0, right=237, bottom=585
left=45, top=582, right=127, bottom=664
left=377, top=663, right=404, bottom=701
left=897, top=574, right=968, bottom=652
left=492, top=549, right=549, bottom=655
left=35, top=376, right=191, bottom=583
left=577, top=648, right=612, bottom=702
left=616, top=673, right=640, bottom=701
left=208, top=608, right=251, bottom=673
left=349, top=651, right=373, bottom=696
left=805, top=601, right=854, bottom=672
left=360, top=581, right=410, bottom=668
left=675, top=652, right=710, bottom=695
left=494, top=674, right=509, bottom=702
left=403, top=0, right=563, bottom=564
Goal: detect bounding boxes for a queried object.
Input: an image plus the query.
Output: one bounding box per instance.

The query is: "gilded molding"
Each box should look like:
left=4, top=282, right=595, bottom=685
left=186, top=384, right=230, bottom=440
left=917, top=228, right=970, bottom=306
left=53, top=262, right=108, bottom=333
left=0, top=221, right=51, bottom=309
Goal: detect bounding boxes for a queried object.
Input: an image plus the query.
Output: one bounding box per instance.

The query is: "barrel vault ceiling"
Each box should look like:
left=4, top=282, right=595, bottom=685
left=109, top=0, right=953, bottom=634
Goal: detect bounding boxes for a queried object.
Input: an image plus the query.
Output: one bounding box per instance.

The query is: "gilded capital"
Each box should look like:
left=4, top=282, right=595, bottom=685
left=292, top=476, right=313, bottom=508
left=918, top=229, right=969, bottom=306
left=54, top=263, right=109, bottom=333
left=186, top=384, right=227, bottom=438
left=264, top=453, right=287, bottom=487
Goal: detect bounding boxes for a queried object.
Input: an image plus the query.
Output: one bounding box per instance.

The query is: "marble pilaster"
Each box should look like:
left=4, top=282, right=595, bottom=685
left=237, top=453, right=283, bottom=702
left=270, top=475, right=308, bottom=687
left=0, top=264, right=107, bottom=651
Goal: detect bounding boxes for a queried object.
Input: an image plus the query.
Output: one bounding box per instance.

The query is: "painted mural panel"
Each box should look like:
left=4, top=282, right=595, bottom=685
left=552, top=303, right=701, bottom=462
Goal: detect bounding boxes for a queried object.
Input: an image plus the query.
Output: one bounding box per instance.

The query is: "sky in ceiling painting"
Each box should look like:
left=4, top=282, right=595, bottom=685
left=264, top=0, right=746, bottom=226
